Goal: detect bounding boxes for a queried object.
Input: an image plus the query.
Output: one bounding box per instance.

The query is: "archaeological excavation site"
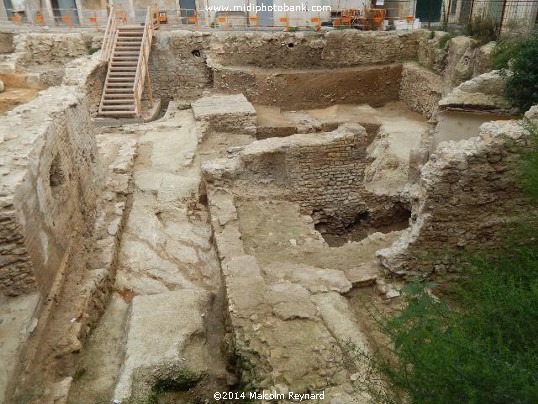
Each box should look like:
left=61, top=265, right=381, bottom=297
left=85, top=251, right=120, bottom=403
left=1, top=9, right=538, bottom=404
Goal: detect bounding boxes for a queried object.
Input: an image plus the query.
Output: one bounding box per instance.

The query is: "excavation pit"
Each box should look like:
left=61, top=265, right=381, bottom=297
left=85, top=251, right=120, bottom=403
left=0, top=28, right=534, bottom=404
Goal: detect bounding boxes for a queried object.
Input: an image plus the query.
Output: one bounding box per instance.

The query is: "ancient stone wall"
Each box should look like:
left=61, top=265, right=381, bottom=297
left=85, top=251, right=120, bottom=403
left=418, top=34, right=494, bottom=90
left=14, top=33, right=91, bottom=67
left=209, top=30, right=424, bottom=68
left=63, top=52, right=107, bottom=116
left=377, top=119, right=532, bottom=274
left=400, top=62, right=444, bottom=119
left=0, top=87, right=102, bottom=296
left=148, top=30, right=425, bottom=105
left=149, top=31, right=213, bottom=103
left=204, top=123, right=404, bottom=231
left=0, top=33, right=15, bottom=54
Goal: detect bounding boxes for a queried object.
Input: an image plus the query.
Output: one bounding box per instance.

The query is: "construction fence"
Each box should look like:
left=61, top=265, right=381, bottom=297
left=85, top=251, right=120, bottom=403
left=439, top=0, right=538, bottom=36
left=1, top=0, right=536, bottom=34
left=0, top=1, right=420, bottom=31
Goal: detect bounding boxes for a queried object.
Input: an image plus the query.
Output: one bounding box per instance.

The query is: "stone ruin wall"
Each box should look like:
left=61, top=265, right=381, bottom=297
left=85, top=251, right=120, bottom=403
left=378, top=119, right=533, bottom=274
left=0, top=32, right=93, bottom=90
left=146, top=29, right=495, bottom=118
left=148, top=30, right=423, bottom=105
left=205, top=124, right=404, bottom=232
left=0, top=86, right=102, bottom=297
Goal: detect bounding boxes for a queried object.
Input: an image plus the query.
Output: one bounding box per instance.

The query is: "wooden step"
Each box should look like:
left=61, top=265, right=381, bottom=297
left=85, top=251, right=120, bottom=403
left=102, top=96, right=134, bottom=101
left=101, top=104, right=136, bottom=109
left=99, top=111, right=136, bottom=116
left=109, top=72, right=136, bottom=76
left=104, top=93, right=134, bottom=97
left=107, top=81, right=134, bottom=88
left=102, top=101, right=135, bottom=106
left=104, top=88, right=134, bottom=93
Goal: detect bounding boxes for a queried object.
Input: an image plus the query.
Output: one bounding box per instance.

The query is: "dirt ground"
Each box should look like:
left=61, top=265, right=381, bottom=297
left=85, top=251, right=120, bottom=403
left=0, top=87, right=38, bottom=114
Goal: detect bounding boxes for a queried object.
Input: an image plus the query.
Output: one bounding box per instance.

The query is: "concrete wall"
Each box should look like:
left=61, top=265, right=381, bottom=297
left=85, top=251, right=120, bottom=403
left=0, top=87, right=102, bottom=297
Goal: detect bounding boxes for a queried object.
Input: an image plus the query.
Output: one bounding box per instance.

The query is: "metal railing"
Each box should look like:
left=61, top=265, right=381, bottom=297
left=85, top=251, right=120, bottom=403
left=441, top=0, right=538, bottom=37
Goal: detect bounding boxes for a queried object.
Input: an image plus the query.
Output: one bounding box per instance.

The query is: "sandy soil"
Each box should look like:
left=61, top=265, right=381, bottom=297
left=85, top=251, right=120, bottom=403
left=0, top=88, right=38, bottom=114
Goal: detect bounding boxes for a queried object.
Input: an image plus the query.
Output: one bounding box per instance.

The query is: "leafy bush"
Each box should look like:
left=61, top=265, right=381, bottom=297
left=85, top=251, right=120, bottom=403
left=491, top=38, right=522, bottom=69
left=465, top=15, right=499, bottom=44
left=502, top=34, right=538, bottom=113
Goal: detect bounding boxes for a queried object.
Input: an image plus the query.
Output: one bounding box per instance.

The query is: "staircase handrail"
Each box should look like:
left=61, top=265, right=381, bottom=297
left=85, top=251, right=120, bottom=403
left=132, top=6, right=155, bottom=116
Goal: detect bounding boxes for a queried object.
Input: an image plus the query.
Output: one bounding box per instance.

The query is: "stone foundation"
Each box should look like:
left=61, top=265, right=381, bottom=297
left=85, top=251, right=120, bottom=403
left=0, top=87, right=102, bottom=297
left=378, top=120, right=532, bottom=274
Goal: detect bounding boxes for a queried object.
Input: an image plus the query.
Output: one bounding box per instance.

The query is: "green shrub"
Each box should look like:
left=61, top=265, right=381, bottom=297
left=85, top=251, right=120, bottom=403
left=503, top=34, right=538, bottom=113
left=491, top=38, right=522, bottom=69
left=465, top=15, right=499, bottom=44
left=437, top=33, right=453, bottom=49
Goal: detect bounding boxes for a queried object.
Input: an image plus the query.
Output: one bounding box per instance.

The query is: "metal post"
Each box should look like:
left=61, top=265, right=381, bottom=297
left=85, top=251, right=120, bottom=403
left=499, top=0, right=508, bottom=37
left=445, top=0, right=452, bottom=27
left=428, top=0, right=432, bottom=28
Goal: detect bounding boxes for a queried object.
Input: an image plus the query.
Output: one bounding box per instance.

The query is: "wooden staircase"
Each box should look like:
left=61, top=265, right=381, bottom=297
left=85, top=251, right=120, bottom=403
left=99, top=6, right=157, bottom=118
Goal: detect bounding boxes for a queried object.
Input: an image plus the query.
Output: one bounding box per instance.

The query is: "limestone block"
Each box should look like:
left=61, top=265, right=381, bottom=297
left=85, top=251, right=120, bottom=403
left=192, top=94, right=257, bottom=138
left=113, top=289, right=210, bottom=402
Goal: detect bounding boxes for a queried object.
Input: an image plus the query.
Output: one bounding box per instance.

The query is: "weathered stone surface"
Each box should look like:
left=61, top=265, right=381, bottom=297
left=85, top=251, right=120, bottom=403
left=113, top=289, right=210, bottom=402
left=192, top=93, right=257, bottom=138
left=266, top=282, right=318, bottom=320
left=400, top=62, right=443, bottom=119
left=444, top=36, right=479, bottom=88
left=378, top=119, right=532, bottom=274
left=344, top=261, right=380, bottom=287
left=439, top=70, right=513, bottom=113
left=0, top=86, right=101, bottom=297
left=223, top=255, right=266, bottom=314
left=264, top=262, right=352, bottom=294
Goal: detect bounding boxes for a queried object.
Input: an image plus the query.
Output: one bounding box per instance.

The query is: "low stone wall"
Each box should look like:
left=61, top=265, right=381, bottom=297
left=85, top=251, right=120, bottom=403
left=63, top=52, right=107, bottom=116
left=377, top=119, right=532, bottom=274
left=203, top=123, right=405, bottom=231
left=0, top=87, right=102, bottom=296
left=148, top=30, right=425, bottom=104
left=400, top=62, right=444, bottom=119
left=14, top=33, right=92, bottom=68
